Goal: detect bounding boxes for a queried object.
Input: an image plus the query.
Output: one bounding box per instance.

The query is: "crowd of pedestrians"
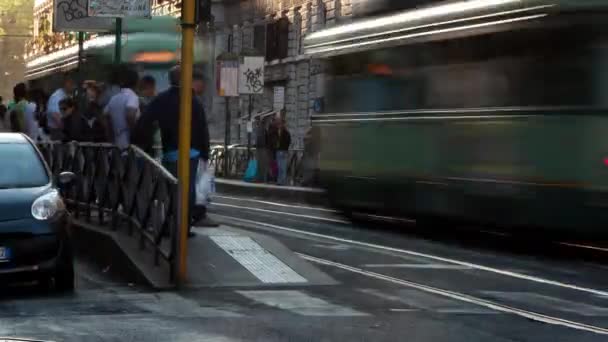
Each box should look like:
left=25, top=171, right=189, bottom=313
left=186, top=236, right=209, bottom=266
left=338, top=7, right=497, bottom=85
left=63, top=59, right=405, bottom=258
left=1, top=65, right=217, bottom=233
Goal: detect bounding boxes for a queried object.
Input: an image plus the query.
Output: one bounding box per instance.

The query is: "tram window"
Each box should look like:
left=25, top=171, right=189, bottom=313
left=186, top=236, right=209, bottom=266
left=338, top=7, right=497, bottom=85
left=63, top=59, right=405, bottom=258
left=324, top=23, right=608, bottom=112
left=416, top=27, right=601, bottom=109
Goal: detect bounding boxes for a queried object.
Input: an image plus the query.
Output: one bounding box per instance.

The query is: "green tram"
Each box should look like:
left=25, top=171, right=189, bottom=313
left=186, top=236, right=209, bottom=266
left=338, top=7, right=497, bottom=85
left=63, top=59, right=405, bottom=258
left=25, top=16, right=209, bottom=93
left=304, top=0, right=608, bottom=233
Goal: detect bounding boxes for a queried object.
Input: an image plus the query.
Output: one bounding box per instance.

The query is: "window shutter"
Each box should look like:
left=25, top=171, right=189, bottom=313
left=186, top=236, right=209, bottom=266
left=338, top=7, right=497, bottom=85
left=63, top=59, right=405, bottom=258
left=277, top=17, right=289, bottom=59
left=266, top=21, right=277, bottom=61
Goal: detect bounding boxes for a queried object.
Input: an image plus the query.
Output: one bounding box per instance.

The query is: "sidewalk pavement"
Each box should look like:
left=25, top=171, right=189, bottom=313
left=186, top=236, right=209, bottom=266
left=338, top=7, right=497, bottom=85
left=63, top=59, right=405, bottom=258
left=215, top=178, right=327, bottom=206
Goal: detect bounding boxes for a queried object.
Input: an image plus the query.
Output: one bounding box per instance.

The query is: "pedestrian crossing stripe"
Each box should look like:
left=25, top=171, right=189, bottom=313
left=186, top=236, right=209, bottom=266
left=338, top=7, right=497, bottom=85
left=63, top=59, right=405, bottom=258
left=237, top=290, right=368, bottom=317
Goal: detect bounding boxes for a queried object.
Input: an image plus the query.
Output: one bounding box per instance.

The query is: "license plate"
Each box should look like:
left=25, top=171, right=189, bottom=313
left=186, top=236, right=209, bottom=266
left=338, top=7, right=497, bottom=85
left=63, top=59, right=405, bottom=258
left=0, top=247, right=11, bottom=262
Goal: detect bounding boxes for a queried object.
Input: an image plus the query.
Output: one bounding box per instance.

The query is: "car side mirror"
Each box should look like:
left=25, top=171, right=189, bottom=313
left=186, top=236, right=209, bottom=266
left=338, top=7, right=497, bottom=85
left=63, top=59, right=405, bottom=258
left=57, top=171, right=76, bottom=188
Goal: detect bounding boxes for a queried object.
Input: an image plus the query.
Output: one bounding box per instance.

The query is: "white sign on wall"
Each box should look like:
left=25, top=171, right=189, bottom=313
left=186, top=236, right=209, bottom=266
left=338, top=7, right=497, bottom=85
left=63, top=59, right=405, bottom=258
left=273, top=86, right=285, bottom=111
left=88, top=0, right=151, bottom=18
left=53, top=0, right=113, bottom=32
left=238, top=56, right=265, bottom=95
left=217, top=60, right=239, bottom=97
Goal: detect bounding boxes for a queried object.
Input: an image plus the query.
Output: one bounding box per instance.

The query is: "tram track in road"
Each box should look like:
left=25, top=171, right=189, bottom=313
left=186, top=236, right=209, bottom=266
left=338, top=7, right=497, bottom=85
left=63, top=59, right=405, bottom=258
left=209, top=210, right=608, bottom=337
left=210, top=194, right=608, bottom=261
left=208, top=194, right=608, bottom=337
left=209, top=212, right=608, bottom=298
left=297, top=252, right=608, bottom=336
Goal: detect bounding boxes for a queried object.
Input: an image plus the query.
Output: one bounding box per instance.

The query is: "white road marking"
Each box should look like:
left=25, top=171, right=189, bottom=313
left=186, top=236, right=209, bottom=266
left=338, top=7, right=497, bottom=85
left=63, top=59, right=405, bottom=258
left=389, top=308, right=418, bottom=312
left=359, top=288, right=496, bottom=314
left=300, top=253, right=608, bottom=335
left=211, top=202, right=350, bottom=224
left=358, top=213, right=416, bottom=224
left=117, top=292, right=243, bottom=318
left=481, top=292, right=608, bottom=317
left=480, top=230, right=511, bottom=237
left=212, top=214, right=608, bottom=298
left=558, top=242, right=608, bottom=253
left=362, top=263, right=471, bottom=270
left=238, top=290, right=368, bottom=317
left=215, top=195, right=337, bottom=213
left=211, top=235, right=307, bottom=284
left=313, top=243, right=352, bottom=251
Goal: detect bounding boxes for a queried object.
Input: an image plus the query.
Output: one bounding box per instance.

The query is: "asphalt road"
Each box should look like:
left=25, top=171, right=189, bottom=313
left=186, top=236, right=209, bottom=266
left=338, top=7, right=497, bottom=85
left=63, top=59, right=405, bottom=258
left=4, top=193, right=608, bottom=341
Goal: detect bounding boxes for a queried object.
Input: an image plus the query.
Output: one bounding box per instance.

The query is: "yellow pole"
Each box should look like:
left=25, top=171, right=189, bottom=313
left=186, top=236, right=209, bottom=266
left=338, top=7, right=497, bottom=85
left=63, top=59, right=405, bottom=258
left=177, top=0, right=196, bottom=285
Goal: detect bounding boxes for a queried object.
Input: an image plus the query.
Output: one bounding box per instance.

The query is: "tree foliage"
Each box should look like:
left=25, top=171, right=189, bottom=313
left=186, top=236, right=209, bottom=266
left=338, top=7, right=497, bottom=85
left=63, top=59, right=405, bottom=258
left=0, top=0, right=33, bottom=35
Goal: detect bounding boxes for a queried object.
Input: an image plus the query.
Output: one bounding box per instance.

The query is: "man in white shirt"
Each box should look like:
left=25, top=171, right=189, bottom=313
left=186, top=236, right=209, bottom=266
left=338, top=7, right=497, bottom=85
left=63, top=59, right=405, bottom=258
left=103, top=69, right=140, bottom=149
left=46, top=75, right=74, bottom=140
left=24, top=96, right=39, bottom=141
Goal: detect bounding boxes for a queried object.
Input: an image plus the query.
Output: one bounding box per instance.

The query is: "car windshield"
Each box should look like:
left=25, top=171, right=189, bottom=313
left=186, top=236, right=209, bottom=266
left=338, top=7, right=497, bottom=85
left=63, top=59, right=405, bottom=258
left=0, top=143, right=49, bottom=188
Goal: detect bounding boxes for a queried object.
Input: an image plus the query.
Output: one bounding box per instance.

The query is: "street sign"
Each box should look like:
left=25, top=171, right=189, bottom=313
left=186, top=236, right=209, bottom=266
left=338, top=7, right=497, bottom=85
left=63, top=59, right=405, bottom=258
left=53, top=0, right=114, bottom=32
left=238, top=56, right=265, bottom=95
left=88, top=0, right=152, bottom=17
left=217, top=60, right=239, bottom=97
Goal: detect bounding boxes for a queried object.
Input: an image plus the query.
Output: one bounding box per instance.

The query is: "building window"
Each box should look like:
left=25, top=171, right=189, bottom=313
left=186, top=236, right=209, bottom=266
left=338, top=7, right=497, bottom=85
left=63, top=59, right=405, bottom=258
left=227, top=33, right=233, bottom=52
left=269, top=17, right=289, bottom=61
left=253, top=25, right=265, bottom=55
left=261, top=17, right=289, bottom=61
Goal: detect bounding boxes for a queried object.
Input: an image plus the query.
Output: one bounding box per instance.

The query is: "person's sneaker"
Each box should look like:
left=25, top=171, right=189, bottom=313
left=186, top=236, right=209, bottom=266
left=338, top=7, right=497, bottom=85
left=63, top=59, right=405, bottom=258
left=194, top=217, right=219, bottom=227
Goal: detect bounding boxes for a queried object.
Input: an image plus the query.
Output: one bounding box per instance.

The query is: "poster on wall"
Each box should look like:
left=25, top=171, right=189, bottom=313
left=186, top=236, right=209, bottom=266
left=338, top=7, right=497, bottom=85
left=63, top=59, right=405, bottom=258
left=53, top=0, right=113, bottom=32
left=88, top=0, right=151, bottom=17
left=217, top=60, right=239, bottom=97
left=238, top=56, right=265, bottom=95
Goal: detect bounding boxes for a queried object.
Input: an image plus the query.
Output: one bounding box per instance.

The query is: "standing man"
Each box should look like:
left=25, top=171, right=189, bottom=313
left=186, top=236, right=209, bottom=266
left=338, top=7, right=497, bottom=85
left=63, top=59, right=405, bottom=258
left=192, top=70, right=216, bottom=213
left=138, top=75, right=161, bottom=158
left=138, top=75, right=157, bottom=112
left=23, top=89, right=39, bottom=141
left=103, top=68, right=140, bottom=149
left=46, top=74, right=74, bottom=140
left=133, top=66, right=217, bottom=235
left=275, top=116, right=291, bottom=185
left=98, top=68, right=122, bottom=108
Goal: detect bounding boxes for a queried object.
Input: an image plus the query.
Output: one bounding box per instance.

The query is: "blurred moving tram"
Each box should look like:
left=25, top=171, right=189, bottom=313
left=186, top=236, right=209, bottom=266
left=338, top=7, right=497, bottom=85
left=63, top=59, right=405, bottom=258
left=304, top=0, right=608, bottom=234
left=25, top=16, right=209, bottom=93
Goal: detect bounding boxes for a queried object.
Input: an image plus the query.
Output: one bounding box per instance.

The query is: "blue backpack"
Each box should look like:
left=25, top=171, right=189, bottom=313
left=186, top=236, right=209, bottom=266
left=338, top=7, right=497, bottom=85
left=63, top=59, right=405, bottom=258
left=244, top=159, right=257, bottom=182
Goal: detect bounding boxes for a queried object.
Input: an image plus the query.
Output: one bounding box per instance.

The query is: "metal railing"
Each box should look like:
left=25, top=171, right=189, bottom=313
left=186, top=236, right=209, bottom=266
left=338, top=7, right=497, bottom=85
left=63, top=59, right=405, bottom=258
left=38, top=142, right=178, bottom=282
left=208, top=145, right=306, bottom=186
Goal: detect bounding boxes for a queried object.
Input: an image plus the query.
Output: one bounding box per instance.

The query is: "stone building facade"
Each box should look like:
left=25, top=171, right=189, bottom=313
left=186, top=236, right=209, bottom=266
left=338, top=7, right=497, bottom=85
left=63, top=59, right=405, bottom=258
left=208, top=0, right=357, bottom=149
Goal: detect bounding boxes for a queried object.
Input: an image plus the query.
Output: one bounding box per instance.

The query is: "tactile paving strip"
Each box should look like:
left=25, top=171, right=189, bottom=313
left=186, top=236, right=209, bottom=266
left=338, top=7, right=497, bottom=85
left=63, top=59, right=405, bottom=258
left=211, top=235, right=307, bottom=284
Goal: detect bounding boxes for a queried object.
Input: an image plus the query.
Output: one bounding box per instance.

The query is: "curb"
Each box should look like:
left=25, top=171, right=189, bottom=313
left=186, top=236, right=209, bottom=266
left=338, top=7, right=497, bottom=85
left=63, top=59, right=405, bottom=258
left=71, top=219, right=174, bottom=290
left=216, top=179, right=328, bottom=206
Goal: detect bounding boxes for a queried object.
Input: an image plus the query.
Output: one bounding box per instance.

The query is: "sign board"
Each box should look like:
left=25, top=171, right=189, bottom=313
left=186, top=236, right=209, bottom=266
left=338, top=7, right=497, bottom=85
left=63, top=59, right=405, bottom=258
left=238, top=56, right=265, bottom=94
left=216, top=60, right=239, bottom=97
left=53, top=0, right=114, bottom=32
left=273, top=86, right=285, bottom=111
left=88, top=0, right=151, bottom=17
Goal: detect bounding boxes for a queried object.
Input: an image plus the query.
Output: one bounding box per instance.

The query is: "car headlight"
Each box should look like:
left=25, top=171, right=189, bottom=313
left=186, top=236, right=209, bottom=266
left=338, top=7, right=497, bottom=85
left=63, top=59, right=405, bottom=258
left=31, top=190, right=65, bottom=221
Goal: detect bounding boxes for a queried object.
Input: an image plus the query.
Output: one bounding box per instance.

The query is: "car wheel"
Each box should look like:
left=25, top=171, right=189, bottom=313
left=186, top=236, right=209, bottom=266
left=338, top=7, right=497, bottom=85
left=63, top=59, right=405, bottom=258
left=54, top=243, right=75, bottom=292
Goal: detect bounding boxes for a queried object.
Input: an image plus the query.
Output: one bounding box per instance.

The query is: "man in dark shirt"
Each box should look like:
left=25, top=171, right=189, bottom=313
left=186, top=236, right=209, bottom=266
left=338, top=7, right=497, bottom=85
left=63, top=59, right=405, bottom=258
left=133, top=66, right=216, bottom=236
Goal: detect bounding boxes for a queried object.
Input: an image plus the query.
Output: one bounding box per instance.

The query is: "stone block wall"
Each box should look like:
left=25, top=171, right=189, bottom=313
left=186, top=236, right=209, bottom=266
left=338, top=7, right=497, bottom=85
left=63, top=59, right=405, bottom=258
left=208, top=0, right=358, bottom=149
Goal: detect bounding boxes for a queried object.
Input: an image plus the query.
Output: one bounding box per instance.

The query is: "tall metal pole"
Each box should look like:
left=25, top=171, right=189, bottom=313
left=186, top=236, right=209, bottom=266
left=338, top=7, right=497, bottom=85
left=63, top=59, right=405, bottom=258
left=224, top=98, right=230, bottom=175
left=77, top=31, right=85, bottom=106
left=176, top=0, right=196, bottom=286
left=247, top=94, right=253, bottom=159
left=114, top=18, right=122, bottom=64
